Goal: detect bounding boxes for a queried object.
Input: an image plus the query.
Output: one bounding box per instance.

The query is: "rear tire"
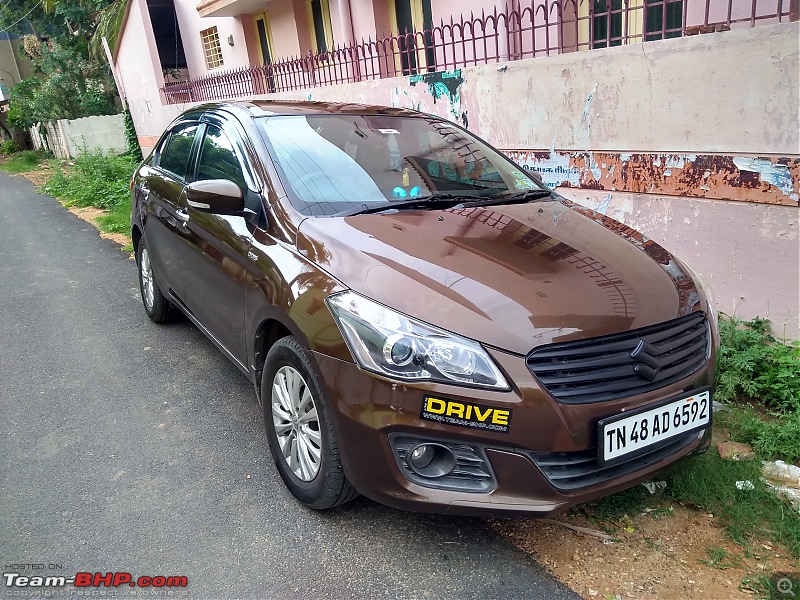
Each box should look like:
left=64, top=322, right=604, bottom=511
left=261, top=336, right=358, bottom=509
left=137, top=238, right=173, bottom=323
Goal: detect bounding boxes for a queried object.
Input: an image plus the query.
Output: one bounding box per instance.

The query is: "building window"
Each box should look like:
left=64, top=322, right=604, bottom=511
left=308, top=0, right=334, bottom=54
left=200, top=26, right=224, bottom=69
left=644, top=0, right=684, bottom=41
left=391, top=0, right=435, bottom=74
left=592, top=0, right=623, bottom=48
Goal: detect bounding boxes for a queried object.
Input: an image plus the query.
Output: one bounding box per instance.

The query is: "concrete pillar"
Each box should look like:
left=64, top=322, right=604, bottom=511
left=496, top=0, right=509, bottom=61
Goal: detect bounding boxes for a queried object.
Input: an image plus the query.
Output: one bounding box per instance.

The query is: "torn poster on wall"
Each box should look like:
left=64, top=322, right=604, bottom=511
left=502, top=150, right=799, bottom=206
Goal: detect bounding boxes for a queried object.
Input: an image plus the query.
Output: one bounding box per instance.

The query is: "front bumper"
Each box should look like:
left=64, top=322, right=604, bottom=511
left=311, top=346, right=714, bottom=517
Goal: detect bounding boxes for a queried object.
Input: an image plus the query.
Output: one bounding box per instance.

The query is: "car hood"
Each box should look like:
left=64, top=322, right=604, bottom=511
left=296, top=199, right=704, bottom=355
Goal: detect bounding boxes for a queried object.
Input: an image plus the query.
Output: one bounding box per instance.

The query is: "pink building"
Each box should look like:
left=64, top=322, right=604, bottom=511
left=112, top=0, right=799, bottom=335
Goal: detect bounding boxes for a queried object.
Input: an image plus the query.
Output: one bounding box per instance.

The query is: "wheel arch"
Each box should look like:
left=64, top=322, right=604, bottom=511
left=251, top=315, right=307, bottom=405
left=131, top=224, right=143, bottom=255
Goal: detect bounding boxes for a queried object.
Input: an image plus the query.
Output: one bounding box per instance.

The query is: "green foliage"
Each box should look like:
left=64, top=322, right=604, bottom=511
left=88, top=0, right=129, bottom=61
left=0, top=150, right=48, bottom=172
left=43, top=150, right=136, bottom=210
left=123, top=109, right=143, bottom=162
left=716, top=314, right=800, bottom=413
left=0, top=0, right=114, bottom=38
left=0, top=139, right=19, bottom=156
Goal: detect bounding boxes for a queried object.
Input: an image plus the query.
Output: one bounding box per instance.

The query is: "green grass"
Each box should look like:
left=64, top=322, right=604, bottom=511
left=0, top=150, right=50, bottom=173
left=95, top=198, right=132, bottom=234
left=666, top=451, right=800, bottom=556
left=42, top=150, right=137, bottom=241
left=718, top=407, right=800, bottom=464
left=700, top=545, right=739, bottom=570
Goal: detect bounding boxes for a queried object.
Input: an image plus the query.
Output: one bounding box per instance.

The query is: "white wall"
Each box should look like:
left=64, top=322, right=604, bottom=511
left=30, top=114, right=127, bottom=159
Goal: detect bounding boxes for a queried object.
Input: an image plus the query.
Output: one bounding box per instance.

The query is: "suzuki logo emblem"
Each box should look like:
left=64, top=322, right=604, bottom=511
left=630, top=340, right=663, bottom=381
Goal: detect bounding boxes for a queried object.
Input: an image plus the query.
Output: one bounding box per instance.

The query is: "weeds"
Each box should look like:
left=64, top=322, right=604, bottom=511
left=700, top=545, right=737, bottom=570
left=664, top=451, right=800, bottom=557
left=43, top=151, right=137, bottom=210
left=0, top=139, right=18, bottom=155
left=718, top=408, right=800, bottom=464
left=716, top=314, right=800, bottom=413
left=42, top=150, right=137, bottom=240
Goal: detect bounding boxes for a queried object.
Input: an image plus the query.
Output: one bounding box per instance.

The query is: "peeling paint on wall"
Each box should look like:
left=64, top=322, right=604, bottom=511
left=732, top=157, right=794, bottom=196
left=409, top=69, right=464, bottom=120
left=503, top=150, right=800, bottom=206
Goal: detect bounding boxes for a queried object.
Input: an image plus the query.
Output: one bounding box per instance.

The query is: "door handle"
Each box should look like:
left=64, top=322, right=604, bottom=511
left=176, top=208, right=189, bottom=224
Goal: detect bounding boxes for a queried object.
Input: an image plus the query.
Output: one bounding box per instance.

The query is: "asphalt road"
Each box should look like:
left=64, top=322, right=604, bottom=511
left=0, top=171, right=579, bottom=600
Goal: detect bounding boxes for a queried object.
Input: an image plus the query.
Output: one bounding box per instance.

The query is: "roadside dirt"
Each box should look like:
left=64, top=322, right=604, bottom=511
left=20, top=163, right=53, bottom=186
left=17, top=169, right=133, bottom=252
left=491, top=503, right=797, bottom=599
left=65, top=205, right=131, bottom=249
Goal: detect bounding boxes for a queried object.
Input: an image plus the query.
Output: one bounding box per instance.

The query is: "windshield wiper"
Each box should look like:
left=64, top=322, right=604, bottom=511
left=334, top=194, right=474, bottom=217
left=462, top=188, right=553, bottom=209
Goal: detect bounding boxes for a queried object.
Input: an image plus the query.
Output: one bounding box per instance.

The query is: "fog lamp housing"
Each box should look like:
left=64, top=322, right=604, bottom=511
left=389, top=435, right=496, bottom=493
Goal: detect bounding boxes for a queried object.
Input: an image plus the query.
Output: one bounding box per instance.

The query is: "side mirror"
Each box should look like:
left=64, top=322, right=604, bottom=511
left=187, top=179, right=244, bottom=213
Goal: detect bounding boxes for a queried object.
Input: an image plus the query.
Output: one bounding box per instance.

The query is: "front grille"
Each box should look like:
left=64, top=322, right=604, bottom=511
left=527, top=432, right=698, bottom=492
left=389, top=435, right=496, bottom=493
left=526, top=312, right=709, bottom=403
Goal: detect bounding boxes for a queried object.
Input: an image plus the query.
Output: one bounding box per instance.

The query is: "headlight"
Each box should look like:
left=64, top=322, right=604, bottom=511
left=676, top=257, right=716, bottom=324
left=326, top=291, right=509, bottom=390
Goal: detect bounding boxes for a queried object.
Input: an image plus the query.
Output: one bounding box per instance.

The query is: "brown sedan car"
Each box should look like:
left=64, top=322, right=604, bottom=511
left=131, top=101, right=717, bottom=516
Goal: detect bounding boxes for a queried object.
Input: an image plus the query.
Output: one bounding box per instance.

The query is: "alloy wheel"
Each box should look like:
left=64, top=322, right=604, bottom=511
left=140, top=247, right=155, bottom=311
left=271, top=365, right=322, bottom=481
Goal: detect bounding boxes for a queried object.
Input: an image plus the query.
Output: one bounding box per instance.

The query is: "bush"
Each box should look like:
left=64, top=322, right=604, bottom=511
left=0, top=139, right=18, bottom=156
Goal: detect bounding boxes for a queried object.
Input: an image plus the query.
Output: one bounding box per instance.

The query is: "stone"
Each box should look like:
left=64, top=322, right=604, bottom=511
left=716, top=441, right=755, bottom=461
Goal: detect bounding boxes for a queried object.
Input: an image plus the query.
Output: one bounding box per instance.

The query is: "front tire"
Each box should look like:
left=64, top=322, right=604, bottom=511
left=137, top=238, right=172, bottom=323
left=261, top=336, right=358, bottom=509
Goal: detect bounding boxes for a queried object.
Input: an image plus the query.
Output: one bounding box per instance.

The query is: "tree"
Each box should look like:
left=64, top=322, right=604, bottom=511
left=2, top=1, right=120, bottom=131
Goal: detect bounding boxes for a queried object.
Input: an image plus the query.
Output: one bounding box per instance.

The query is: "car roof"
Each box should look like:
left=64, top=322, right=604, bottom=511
left=193, top=100, right=429, bottom=119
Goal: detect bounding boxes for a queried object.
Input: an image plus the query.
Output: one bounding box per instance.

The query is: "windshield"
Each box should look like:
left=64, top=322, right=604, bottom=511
left=256, top=114, right=546, bottom=216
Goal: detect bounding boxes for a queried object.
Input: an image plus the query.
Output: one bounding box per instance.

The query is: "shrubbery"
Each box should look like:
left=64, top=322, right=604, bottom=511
left=43, top=150, right=138, bottom=209
left=716, top=314, right=800, bottom=412
left=43, top=150, right=138, bottom=243
left=0, top=139, right=18, bottom=156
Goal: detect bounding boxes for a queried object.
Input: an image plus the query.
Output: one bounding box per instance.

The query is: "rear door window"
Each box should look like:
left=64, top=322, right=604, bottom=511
left=158, top=123, right=199, bottom=180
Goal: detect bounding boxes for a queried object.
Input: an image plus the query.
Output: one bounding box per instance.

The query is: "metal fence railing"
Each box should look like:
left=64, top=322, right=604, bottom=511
left=162, top=0, right=795, bottom=104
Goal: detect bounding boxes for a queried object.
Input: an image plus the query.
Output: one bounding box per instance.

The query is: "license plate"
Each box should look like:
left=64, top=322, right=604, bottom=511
left=598, top=389, right=711, bottom=465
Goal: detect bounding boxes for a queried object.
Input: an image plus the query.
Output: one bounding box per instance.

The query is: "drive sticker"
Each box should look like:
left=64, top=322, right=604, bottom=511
left=421, top=396, right=512, bottom=433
